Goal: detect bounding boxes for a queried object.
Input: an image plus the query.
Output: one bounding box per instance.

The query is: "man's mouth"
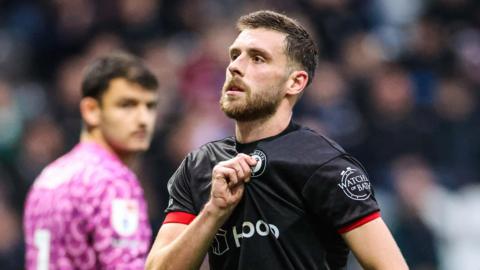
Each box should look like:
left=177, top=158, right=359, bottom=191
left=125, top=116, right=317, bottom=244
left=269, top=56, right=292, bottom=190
left=227, top=86, right=245, bottom=92
left=132, top=130, right=148, bottom=138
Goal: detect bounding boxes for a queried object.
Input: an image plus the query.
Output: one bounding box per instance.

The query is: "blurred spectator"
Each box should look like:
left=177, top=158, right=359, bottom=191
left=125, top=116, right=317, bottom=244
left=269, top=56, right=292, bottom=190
left=116, top=0, right=163, bottom=46
left=0, top=79, right=24, bottom=163
left=177, top=22, right=235, bottom=107
left=340, top=32, right=386, bottom=80
left=402, top=15, right=450, bottom=107
left=0, top=30, right=31, bottom=79
left=83, top=33, right=125, bottom=62
left=425, top=0, right=478, bottom=25
left=429, top=77, right=480, bottom=187
left=453, top=28, right=480, bottom=86
left=298, top=0, right=372, bottom=59
left=392, top=154, right=480, bottom=270
left=0, top=190, right=23, bottom=269
left=141, top=38, right=184, bottom=131
left=391, top=155, right=438, bottom=270
left=362, top=64, right=434, bottom=189
left=15, top=117, right=65, bottom=187
left=296, top=61, right=366, bottom=148
left=0, top=164, right=24, bottom=269
left=52, top=0, right=95, bottom=47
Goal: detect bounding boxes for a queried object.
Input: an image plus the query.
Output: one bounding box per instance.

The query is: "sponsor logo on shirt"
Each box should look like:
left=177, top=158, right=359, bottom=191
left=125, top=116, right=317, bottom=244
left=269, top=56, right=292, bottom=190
left=112, top=238, right=141, bottom=249
left=212, top=229, right=229, bottom=255
left=111, top=199, right=140, bottom=237
left=211, top=219, right=280, bottom=255
left=249, top=150, right=267, bottom=178
left=338, top=167, right=372, bottom=201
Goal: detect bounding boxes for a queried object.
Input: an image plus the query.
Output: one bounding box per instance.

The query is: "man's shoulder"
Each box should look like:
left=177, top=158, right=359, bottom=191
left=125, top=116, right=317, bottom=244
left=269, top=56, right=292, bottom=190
left=173, top=137, right=237, bottom=181
left=299, top=126, right=346, bottom=152
left=31, top=148, right=82, bottom=189
left=188, top=137, right=236, bottom=162
left=269, top=124, right=347, bottom=160
left=33, top=145, right=131, bottom=190
left=197, top=136, right=236, bottom=152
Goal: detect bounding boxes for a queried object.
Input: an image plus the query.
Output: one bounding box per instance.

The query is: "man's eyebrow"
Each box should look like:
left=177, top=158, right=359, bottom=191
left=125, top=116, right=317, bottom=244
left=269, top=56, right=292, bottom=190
left=248, top=48, right=271, bottom=58
left=115, top=97, right=137, bottom=103
left=229, top=47, right=240, bottom=54
left=229, top=46, right=272, bottom=58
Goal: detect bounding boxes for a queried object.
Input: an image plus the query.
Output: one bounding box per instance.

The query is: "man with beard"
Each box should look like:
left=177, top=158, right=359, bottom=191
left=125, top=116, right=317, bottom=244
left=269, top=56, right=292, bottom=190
left=146, top=10, right=408, bottom=270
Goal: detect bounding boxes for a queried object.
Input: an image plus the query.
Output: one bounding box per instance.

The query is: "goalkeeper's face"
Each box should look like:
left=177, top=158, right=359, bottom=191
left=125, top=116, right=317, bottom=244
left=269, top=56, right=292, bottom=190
left=95, top=78, right=158, bottom=154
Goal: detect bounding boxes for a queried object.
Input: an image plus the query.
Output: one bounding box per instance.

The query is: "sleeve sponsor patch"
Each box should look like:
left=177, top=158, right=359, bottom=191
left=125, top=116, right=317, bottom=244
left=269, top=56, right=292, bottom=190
left=111, top=199, right=140, bottom=237
left=337, top=167, right=372, bottom=201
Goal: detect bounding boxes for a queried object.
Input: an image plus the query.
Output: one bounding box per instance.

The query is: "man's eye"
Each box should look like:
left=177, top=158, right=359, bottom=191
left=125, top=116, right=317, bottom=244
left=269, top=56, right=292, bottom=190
left=147, top=102, right=158, bottom=110
left=119, top=101, right=135, bottom=108
left=252, top=55, right=265, bottom=63
left=230, top=53, right=239, bottom=60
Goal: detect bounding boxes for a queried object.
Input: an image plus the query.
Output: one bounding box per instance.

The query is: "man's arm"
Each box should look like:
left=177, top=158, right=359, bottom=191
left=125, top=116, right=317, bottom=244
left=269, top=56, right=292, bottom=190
left=145, top=202, right=226, bottom=270
left=342, top=218, right=409, bottom=270
left=145, top=154, right=257, bottom=270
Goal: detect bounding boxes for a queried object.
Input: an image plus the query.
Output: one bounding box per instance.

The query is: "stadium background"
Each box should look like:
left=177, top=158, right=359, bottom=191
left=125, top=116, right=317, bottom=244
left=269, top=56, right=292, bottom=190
left=0, top=0, right=479, bottom=269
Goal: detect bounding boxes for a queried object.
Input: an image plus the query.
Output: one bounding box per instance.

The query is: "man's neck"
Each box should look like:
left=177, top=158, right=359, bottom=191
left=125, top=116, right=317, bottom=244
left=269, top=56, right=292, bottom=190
left=235, top=106, right=292, bottom=144
left=80, top=130, right=136, bottom=167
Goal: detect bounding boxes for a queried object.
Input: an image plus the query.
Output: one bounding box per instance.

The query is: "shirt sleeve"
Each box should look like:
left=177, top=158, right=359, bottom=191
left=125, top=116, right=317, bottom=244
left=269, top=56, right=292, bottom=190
left=164, top=154, right=197, bottom=218
left=83, top=176, right=152, bottom=269
left=302, top=155, right=380, bottom=233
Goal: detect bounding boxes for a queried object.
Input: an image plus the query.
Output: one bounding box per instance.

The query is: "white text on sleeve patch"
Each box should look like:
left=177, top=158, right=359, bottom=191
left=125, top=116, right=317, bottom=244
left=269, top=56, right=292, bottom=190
left=338, top=167, right=372, bottom=201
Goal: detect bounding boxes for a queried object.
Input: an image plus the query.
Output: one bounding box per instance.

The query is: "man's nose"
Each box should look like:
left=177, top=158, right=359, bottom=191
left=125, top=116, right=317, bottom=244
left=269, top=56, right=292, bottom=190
left=136, top=105, right=152, bottom=125
left=228, top=56, right=245, bottom=77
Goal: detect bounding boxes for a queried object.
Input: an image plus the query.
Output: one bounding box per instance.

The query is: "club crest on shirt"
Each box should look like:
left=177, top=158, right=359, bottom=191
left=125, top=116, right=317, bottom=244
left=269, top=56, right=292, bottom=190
left=111, top=199, right=140, bottom=237
left=338, top=167, right=372, bottom=201
left=249, top=149, right=267, bottom=178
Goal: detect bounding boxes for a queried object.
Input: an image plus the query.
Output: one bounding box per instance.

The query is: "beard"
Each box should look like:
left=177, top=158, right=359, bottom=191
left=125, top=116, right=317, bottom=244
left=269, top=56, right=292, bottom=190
left=220, top=79, right=283, bottom=122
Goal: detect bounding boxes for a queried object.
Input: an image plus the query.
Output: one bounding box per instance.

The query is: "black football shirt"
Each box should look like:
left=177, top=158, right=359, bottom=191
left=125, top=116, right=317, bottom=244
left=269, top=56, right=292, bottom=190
left=165, top=122, right=380, bottom=270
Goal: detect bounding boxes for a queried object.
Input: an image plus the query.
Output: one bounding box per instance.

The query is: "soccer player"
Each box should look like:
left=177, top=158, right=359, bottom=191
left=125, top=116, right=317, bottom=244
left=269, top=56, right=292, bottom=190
left=146, top=10, right=408, bottom=270
left=24, top=52, right=159, bottom=269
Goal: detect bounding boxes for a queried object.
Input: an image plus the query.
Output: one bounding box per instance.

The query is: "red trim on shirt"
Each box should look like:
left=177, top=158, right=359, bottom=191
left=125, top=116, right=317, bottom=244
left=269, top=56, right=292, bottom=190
left=337, top=211, right=381, bottom=234
left=163, top=212, right=196, bottom=225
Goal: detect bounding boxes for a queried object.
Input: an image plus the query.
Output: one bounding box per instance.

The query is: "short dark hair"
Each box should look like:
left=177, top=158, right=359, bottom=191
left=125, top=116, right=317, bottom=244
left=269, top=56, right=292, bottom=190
left=237, top=10, right=318, bottom=86
left=81, top=52, right=158, bottom=100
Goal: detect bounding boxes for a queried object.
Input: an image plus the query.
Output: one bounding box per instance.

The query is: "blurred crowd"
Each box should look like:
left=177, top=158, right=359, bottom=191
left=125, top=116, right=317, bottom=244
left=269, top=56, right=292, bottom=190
left=0, top=0, right=479, bottom=269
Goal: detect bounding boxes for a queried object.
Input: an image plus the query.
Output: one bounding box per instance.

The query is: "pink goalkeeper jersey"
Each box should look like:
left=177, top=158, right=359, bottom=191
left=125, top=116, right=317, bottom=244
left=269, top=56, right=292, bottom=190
left=24, top=142, right=152, bottom=270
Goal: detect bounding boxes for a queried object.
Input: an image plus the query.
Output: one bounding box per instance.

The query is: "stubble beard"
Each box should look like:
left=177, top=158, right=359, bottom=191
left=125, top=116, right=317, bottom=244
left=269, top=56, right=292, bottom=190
left=220, top=84, right=283, bottom=122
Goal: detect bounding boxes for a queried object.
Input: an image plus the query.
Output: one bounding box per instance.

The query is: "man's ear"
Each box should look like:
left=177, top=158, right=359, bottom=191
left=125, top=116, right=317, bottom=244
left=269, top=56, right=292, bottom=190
left=80, top=97, right=101, bottom=128
left=286, top=70, right=308, bottom=97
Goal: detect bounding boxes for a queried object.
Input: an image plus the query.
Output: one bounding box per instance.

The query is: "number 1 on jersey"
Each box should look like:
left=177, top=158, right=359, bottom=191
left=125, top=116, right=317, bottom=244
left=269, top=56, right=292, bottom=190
left=34, top=229, right=51, bottom=270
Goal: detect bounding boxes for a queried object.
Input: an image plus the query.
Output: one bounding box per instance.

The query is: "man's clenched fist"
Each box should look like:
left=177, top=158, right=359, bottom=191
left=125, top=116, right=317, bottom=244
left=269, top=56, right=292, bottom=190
left=208, top=154, right=257, bottom=219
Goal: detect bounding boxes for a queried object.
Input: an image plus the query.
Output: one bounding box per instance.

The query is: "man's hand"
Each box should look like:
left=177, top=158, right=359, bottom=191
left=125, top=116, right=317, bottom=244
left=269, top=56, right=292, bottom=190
left=146, top=154, right=257, bottom=270
left=206, top=154, right=257, bottom=220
